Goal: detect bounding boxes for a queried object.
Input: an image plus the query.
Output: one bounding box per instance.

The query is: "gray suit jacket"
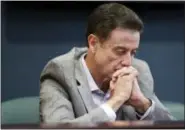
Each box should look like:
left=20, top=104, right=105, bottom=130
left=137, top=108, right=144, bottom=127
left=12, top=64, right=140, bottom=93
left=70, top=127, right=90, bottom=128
left=40, top=47, right=174, bottom=124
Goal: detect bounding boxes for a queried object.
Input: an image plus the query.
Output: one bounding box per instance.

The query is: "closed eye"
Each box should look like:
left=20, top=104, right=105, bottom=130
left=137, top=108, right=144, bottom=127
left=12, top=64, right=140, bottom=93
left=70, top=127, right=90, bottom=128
left=131, top=50, right=137, bottom=56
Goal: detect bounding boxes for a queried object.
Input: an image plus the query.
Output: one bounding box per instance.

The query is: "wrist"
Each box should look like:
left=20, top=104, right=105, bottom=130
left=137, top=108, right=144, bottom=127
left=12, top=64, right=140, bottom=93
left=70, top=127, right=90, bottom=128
left=107, top=96, right=127, bottom=112
left=134, top=98, right=152, bottom=114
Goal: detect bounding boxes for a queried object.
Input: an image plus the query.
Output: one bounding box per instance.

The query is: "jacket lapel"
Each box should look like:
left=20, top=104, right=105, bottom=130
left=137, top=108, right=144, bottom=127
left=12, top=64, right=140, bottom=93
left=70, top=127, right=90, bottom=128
left=74, top=56, right=97, bottom=113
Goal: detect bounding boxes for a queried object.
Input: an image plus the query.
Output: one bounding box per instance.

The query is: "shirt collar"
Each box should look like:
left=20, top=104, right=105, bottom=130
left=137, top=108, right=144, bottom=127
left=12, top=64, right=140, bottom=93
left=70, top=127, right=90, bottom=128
left=81, top=53, right=100, bottom=92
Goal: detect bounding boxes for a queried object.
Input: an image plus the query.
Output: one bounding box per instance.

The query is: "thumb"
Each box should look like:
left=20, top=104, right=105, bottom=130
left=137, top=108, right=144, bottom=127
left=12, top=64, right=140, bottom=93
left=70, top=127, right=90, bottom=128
left=109, top=80, right=115, bottom=91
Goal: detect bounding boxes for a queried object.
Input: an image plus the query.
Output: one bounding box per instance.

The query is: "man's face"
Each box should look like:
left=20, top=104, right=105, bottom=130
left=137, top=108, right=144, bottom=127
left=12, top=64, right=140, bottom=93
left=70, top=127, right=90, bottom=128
left=93, top=28, right=140, bottom=79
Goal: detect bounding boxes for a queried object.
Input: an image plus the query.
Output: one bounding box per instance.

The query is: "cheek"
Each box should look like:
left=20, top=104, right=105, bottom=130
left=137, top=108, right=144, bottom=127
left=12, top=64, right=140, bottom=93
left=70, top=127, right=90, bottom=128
left=95, top=50, right=121, bottom=73
left=106, top=55, right=121, bottom=71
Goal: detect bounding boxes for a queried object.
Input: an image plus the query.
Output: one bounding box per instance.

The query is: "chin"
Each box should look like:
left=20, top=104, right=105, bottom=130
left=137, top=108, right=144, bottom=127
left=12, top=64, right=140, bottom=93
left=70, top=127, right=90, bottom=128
left=103, top=70, right=114, bottom=80
left=103, top=73, right=111, bottom=80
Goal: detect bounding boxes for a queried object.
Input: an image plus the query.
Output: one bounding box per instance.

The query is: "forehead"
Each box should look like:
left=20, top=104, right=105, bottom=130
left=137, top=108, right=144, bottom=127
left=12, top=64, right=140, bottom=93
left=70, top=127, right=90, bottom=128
left=105, top=28, right=140, bottom=49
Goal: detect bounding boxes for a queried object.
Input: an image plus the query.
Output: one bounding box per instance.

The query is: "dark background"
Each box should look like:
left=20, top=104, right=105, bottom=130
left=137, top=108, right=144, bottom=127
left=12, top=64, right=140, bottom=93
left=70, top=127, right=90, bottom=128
left=1, top=1, right=184, bottom=103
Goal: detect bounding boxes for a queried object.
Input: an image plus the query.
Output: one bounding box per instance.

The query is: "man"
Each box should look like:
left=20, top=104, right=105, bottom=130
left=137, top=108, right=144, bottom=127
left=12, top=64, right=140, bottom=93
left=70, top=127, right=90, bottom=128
left=40, top=3, right=174, bottom=124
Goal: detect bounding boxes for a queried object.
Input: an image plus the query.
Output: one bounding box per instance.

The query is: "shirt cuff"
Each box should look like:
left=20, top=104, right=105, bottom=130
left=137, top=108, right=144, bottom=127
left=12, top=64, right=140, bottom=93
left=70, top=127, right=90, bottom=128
left=136, top=99, right=155, bottom=120
left=100, top=104, right=116, bottom=121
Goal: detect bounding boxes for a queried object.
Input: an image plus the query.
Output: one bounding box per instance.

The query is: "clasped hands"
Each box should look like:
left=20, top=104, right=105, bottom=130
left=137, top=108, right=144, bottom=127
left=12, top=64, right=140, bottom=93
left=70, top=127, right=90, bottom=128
left=107, top=66, right=152, bottom=113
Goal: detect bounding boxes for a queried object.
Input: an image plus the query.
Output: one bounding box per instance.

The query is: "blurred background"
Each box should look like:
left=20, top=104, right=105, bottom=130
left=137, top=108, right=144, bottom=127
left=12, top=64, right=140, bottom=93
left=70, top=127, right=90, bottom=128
left=1, top=1, right=184, bottom=103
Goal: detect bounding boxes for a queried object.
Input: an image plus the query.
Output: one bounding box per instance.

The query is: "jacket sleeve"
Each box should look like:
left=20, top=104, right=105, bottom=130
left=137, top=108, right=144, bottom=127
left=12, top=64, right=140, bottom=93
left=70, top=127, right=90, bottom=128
left=132, top=59, right=175, bottom=120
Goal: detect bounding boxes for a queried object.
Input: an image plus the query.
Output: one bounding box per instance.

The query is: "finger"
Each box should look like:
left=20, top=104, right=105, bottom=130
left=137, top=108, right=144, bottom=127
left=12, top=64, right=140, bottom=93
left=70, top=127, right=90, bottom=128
left=133, top=78, right=140, bottom=90
left=119, top=69, right=138, bottom=82
left=109, top=80, right=115, bottom=90
left=112, top=67, right=132, bottom=79
left=113, top=66, right=138, bottom=78
left=112, top=67, right=127, bottom=78
left=134, top=78, right=138, bottom=84
left=129, top=69, right=138, bottom=80
left=112, top=77, right=117, bottom=82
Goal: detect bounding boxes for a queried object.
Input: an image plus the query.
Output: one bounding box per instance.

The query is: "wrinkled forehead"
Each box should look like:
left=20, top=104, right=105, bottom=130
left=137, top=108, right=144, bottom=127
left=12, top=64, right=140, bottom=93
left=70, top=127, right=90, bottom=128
left=106, top=28, right=140, bottom=49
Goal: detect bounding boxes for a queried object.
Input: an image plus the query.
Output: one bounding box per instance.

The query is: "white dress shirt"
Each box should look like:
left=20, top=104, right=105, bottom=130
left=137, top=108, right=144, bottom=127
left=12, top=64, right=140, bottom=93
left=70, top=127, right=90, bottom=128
left=81, top=54, right=155, bottom=121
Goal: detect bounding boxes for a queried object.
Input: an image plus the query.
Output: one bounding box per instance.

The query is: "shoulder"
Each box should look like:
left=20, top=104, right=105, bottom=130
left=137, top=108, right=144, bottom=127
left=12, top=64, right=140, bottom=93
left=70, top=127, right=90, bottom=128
left=40, top=47, right=87, bottom=81
left=132, top=58, right=150, bottom=72
left=42, top=47, right=87, bottom=72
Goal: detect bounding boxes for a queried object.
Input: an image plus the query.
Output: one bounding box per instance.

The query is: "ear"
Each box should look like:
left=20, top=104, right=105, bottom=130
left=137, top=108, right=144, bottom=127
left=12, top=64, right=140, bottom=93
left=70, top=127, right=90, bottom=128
left=87, top=34, right=99, bottom=53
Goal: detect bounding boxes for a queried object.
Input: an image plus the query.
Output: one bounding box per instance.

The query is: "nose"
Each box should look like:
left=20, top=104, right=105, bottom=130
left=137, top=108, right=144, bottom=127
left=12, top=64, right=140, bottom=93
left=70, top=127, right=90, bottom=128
left=121, top=52, right=132, bottom=67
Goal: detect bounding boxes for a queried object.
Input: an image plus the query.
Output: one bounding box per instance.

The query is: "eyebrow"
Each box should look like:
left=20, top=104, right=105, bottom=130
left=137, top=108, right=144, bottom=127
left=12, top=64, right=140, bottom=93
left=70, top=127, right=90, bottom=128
left=114, top=46, right=138, bottom=51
